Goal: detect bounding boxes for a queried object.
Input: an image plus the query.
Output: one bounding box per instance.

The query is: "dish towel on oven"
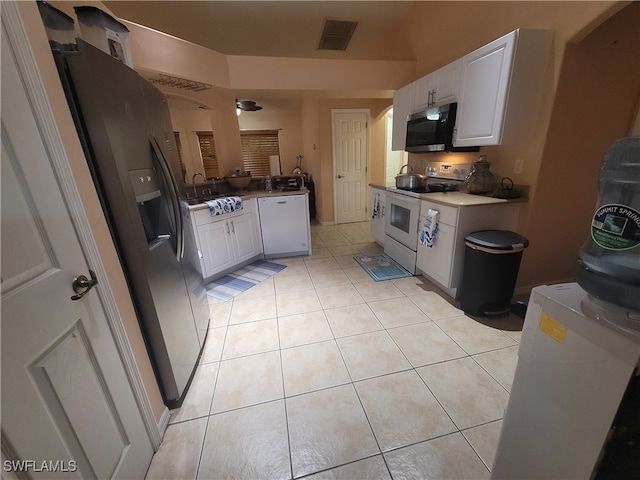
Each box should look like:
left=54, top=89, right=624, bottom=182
left=420, top=209, right=439, bottom=247
left=371, top=192, right=381, bottom=219
left=205, top=196, right=243, bottom=216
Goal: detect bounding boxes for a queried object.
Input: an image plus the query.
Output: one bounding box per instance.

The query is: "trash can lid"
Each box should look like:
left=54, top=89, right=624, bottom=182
left=465, top=230, right=529, bottom=250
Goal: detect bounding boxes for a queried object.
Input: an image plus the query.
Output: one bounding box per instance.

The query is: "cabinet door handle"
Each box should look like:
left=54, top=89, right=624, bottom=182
left=225, top=221, right=230, bottom=235
left=230, top=220, right=235, bottom=234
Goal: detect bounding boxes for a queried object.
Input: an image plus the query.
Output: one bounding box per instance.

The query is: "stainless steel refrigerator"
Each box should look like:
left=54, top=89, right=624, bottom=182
left=53, top=39, right=209, bottom=407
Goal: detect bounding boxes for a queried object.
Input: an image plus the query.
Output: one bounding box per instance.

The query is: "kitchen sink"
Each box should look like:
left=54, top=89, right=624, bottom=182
left=185, top=192, right=251, bottom=205
left=184, top=194, right=227, bottom=205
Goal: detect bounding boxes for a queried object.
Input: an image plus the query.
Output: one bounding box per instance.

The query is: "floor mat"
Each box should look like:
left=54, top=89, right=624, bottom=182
left=353, top=253, right=413, bottom=282
left=205, top=260, right=287, bottom=301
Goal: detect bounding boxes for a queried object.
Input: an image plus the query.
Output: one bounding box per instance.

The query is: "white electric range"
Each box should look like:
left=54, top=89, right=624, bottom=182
left=384, top=162, right=472, bottom=274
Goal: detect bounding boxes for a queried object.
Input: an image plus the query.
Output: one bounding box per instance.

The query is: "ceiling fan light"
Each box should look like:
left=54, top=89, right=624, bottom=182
left=236, top=98, right=263, bottom=112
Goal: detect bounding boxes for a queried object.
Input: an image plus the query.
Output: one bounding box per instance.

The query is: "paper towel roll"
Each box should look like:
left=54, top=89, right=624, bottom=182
left=269, top=155, right=281, bottom=176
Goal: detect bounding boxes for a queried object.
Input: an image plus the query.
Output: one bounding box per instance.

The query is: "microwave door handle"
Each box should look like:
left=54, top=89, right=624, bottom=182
left=150, top=136, right=184, bottom=261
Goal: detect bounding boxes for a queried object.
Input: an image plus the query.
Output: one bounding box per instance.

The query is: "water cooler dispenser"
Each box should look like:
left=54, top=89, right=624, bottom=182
left=492, top=137, right=640, bottom=479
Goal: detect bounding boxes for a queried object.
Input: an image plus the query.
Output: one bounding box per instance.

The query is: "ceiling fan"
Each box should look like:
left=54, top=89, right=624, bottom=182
left=235, top=99, right=263, bottom=112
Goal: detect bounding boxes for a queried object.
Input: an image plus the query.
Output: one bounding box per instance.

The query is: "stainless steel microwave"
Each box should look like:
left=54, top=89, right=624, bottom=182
left=405, top=103, right=478, bottom=153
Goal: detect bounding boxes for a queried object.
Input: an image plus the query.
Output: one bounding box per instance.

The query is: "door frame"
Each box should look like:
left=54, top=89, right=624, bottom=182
left=331, top=108, right=370, bottom=224
left=3, top=1, right=163, bottom=449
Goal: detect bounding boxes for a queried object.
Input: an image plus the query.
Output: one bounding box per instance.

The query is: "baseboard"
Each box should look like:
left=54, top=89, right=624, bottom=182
left=316, top=219, right=335, bottom=226
left=156, top=407, right=171, bottom=446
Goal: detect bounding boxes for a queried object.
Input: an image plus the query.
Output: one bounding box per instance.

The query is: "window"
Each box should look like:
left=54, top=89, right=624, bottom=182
left=173, top=132, right=187, bottom=182
left=196, top=131, right=220, bottom=179
left=240, top=130, right=280, bottom=176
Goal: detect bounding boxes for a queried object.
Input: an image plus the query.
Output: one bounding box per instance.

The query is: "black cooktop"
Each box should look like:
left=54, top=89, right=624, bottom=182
left=398, top=181, right=461, bottom=194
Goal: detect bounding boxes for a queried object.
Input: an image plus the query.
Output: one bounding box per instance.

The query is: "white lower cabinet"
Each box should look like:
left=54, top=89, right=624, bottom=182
left=417, top=202, right=458, bottom=289
left=198, top=220, right=235, bottom=275
left=229, top=213, right=261, bottom=263
left=417, top=219, right=455, bottom=288
left=190, top=197, right=263, bottom=280
left=417, top=200, right=520, bottom=297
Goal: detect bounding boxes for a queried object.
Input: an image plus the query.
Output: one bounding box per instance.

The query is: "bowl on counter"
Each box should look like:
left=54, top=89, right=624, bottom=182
left=225, top=174, right=251, bottom=189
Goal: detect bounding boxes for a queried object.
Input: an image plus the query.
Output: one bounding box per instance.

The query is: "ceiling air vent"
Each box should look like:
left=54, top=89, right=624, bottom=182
left=317, top=18, right=358, bottom=51
left=147, top=74, right=211, bottom=92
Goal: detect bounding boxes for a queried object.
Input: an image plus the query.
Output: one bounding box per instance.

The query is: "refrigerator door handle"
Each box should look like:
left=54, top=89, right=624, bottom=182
left=150, top=136, right=184, bottom=261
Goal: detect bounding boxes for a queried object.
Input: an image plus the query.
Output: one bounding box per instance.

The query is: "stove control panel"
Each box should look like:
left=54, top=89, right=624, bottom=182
left=426, top=162, right=471, bottom=181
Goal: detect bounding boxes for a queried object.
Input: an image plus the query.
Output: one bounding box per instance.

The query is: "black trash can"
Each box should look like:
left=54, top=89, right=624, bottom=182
left=459, top=230, right=529, bottom=316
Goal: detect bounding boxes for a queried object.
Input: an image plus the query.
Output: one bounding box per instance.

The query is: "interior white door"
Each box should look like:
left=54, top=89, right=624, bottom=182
left=1, top=16, right=152, bottom=480
left=333, top=110, right=369, bottom=224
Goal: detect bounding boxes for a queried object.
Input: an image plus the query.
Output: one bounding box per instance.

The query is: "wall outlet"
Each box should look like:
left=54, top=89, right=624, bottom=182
left=514, top=159, right=525, bottom=174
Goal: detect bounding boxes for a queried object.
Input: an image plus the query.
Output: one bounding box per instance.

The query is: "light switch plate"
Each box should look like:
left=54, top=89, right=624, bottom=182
left=514, top=159, right=525, bottom=174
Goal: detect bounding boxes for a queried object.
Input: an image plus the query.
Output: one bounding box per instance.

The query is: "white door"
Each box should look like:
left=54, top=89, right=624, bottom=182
left=1, top=11, right=153, bottom=479
left=333, top=110, right=369, bottom=224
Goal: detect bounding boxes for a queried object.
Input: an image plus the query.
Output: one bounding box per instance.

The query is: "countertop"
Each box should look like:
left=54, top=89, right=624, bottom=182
left=370, top=183, right=527, bottom=207
left=186, top=188, right=309, bottom=212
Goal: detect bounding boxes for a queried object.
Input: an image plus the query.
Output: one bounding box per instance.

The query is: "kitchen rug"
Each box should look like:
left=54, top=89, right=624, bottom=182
left=205, top=260, right=287, bottom=301
left=353, top=253, right=412, bottom=282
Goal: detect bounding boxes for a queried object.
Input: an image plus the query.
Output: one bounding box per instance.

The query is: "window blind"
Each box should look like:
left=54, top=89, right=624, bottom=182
left=240, top=130, right=280, bottom=176
left=196, top=131, right=220, bottom=179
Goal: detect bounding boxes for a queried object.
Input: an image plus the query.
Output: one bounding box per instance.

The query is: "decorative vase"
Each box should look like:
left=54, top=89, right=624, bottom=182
left=465, top=155, right=495, bottom=194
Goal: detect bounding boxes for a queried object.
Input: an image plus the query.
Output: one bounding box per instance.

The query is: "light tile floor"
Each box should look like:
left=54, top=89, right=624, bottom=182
left=146, top=221, right=525, bottom=480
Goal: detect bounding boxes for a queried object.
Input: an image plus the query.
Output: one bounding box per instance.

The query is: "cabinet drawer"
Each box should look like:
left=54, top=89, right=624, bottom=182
left=420, top=200, right=458, bottom=226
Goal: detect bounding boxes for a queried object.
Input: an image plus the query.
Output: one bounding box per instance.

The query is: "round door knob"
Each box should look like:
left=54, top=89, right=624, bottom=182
left=71, top=269, right=98, bottom=301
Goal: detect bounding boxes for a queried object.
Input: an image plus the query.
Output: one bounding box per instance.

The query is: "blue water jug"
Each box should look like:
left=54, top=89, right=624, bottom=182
left=576, top=136, right=640, bottom=312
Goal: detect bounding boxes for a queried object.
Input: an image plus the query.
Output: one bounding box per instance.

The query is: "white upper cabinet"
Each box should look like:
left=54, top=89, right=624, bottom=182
left=432, top=59, right=461, bottom=107
left=413, top=60, right=461, bottom=112
left=392, top=60, right=461, bottom=150
left=454, top=29, right=553, bottom=147
left=392, top=29, right=551, bottom=152
left=413, top=73, right=434, bottom=112
left=454, top=30, right=517, bottom=146
left=392, top=82, right=415, bottom=151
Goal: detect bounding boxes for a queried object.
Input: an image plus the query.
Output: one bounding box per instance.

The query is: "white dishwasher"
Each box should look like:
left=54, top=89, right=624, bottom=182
left=258, top=194, right=311, bottom=257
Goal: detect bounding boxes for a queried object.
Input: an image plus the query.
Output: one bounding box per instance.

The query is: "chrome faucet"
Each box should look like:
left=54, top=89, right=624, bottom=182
left=192, top=172, right=207, bottom=197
